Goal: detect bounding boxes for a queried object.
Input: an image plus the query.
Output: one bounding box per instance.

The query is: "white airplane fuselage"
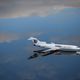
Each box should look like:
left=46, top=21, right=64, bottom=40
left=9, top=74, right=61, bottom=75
left=28, top=37, right=80, bottom=54
left=36, top=41, right=80, bottom=51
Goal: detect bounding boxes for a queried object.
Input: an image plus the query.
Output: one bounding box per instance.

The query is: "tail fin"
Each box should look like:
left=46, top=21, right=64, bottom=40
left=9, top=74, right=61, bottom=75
left=28, top=37, right=39, bottom=45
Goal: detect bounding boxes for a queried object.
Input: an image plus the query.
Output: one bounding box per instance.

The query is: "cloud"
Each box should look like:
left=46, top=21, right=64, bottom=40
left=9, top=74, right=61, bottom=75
left=0, top=31, right=43, bottom=43
left=0, top=32, right=20, bottom=43
left=0, top=0, right=80, bottom=18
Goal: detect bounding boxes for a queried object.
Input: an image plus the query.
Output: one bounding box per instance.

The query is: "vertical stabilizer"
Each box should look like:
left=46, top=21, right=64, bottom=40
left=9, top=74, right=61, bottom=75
left=28, top=37, right=39, bottom=45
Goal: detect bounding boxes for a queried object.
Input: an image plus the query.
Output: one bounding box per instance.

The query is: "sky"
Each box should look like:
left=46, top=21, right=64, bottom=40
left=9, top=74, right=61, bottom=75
left=0, top=7, right=80, bottom=43
left=0, top=0, right=80, bottom=18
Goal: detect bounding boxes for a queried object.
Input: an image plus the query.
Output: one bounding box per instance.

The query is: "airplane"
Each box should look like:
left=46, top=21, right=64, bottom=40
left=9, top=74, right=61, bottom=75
left=28, top=37, right=80, bottom=59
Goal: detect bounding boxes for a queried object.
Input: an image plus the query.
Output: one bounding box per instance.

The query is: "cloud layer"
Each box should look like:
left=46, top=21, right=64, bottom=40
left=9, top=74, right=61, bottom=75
left=0, top=0, right=80, bottom=18
left=0, top=31, right=43, bottom=43
left=0, top=32, right=20, bottom=43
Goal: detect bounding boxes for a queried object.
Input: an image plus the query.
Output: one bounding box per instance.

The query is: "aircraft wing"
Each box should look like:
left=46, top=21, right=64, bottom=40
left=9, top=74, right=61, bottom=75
left=39, top=48, right=61, bottom=56
left=41, top=48, right=60, bottom=53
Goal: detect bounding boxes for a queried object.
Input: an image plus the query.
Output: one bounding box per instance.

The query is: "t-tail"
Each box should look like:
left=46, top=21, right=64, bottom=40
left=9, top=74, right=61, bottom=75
left=28, top=37, right=40, bottom=46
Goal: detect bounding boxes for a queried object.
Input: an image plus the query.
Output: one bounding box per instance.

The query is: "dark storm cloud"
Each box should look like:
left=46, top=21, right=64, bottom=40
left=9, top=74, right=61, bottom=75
left=0, top=0, right=80, bottom=18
